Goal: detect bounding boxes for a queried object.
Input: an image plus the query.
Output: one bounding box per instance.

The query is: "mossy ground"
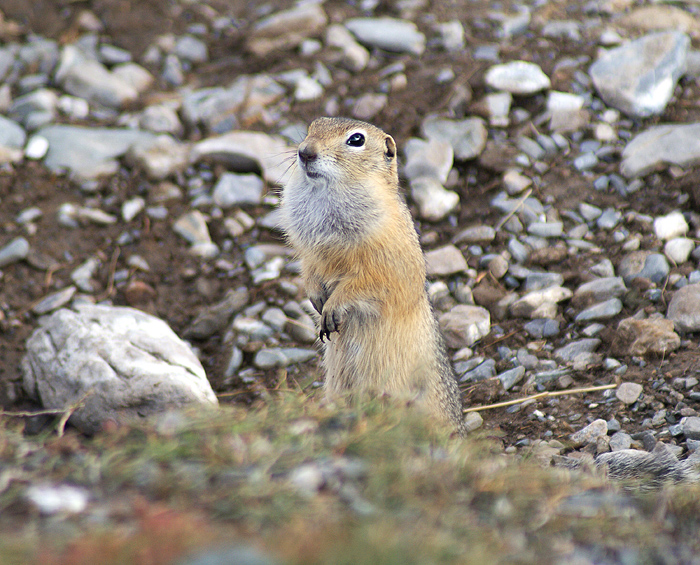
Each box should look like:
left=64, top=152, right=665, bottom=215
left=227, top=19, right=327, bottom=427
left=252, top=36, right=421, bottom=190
left=1, top=391, right=700, bottom=564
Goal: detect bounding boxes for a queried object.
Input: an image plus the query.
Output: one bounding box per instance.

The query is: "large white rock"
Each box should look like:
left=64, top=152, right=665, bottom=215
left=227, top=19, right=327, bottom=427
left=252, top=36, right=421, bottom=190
left=22, top=304, right=218, bottom=434
left=621, top=123, right=700, bottom=178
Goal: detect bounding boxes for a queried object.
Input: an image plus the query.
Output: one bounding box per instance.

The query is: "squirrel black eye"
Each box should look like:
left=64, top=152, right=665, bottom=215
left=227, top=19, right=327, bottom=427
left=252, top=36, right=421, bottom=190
left=346, top=132, right=365, bottom=147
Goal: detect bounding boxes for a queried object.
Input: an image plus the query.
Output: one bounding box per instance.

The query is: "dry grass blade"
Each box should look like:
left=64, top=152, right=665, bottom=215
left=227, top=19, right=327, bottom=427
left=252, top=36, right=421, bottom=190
left=463, top=383, right=617, bottom=413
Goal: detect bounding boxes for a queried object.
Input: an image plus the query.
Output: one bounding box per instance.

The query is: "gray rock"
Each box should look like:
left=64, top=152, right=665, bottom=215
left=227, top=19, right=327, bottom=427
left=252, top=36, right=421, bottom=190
left=175, top=35, right=209, bottom=63
left=616, top=382, right=643, bottom=404
left=596, top=208, right=622, bottom=230
left=665, top=237, right=695, bottom=264
left=0, top=115, right=26, bottom=152
left=139, top=104, right=183, bottom=135
left=38, top=124, right=157, bottom=180
left=579, top=202, right=602, bottom=222
left=498, top=366, right=525, bottom=391
left=510, top=286, right=572, bottom=319
left=572, top=277, right=627, bottom=309
left=181, top=75, right=285, bottom=133
left=192, top=130, right=293, bottom=186
left=0, top=236, right=30, bottom=267
left=247, top=4, right=328, bottom=57
left=453, top=225, right=496, bottom=244
left=421, top=116, right=488, bottom=161
left=618, top=251, right=669, bottom=284
left=502, top=169, right=531, bottom=195
left=345, top=17, right=425, bottom=55
left=325, top=25, right=370, bottom=72
left=483, top=92, right=512, bottom=127
left=570, top=418, right=608, bottom=447
left=162, top=54, right=184, bottom=86
left=609, top=431, right=632, bottom=451
left=589, top=31, right=689, bottom=118
left=32, top=286, right=77, bottom=315
left=554, top=338, right=600, bottom=364
left=574, top=298, right=623, bottom=323
left=484, top=61, right=550, bottom=94
left=126, top=135, right=191, bottom=180
left=71, top=257, right=100, bottom=292
left=621, top=123, right=700, bottom=178
left=523, top=318, right=560, bottom=338
left=524, top=272, right=564, bottom=291
left=667, top=284, right=700, bottom=332
left=173, top=210, right=214, bottom=246
left=459, top=358, right=496, bottom=382
left=8, top=88, right=57, bottom=130
left=55, top=45, right=138, bottom=109
left=22, top=304, right=218, bottom=434
left=527, top=221, right=563, bottom=238
left=253, top=347, right=316, bottom=369
left=425, top=245, right=468, bottom=276
left=518, top=137, right=546, bottom=161
left=403, top=137, right=453, bottom=183
left=410, top=177, right=459, bottom=221
left=681, top=416, right=700, bottom=440
left=438, top=305, right=491, bottom=348
left=213, top=173, right=265, bottom=207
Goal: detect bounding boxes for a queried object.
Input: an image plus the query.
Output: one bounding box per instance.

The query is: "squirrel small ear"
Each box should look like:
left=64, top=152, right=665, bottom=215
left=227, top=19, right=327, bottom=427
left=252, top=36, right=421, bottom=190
left=384, top=135, right=396, bottom=159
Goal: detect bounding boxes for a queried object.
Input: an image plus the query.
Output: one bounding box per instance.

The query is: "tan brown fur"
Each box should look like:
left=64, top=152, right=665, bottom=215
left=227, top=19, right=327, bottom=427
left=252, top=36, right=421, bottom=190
left=280, top=117, right=467, bottom=436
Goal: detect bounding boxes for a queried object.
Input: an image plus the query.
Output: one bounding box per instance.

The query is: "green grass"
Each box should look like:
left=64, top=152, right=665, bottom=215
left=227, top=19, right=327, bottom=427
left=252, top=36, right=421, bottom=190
left=1, top=391, right=700, bottom=564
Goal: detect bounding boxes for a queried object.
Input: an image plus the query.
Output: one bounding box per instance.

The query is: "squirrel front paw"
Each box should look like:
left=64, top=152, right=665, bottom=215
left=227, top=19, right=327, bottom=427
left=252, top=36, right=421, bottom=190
left=319, top=306, right=342, bottom=342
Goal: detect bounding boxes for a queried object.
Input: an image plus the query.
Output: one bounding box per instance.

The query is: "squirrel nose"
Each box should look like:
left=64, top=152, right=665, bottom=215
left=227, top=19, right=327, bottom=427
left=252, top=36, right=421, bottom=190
left=298, top=145, right=317, bottom=165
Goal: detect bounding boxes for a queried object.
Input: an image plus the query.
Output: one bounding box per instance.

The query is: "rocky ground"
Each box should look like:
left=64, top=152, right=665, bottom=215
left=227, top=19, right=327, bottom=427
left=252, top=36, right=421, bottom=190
left=4, top=0, right=700, bottom=562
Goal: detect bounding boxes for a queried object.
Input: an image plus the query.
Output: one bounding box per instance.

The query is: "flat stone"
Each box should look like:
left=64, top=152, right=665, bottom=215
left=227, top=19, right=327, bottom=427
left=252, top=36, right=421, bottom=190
left=570, top=419, right=608, bottom=447
left=498, top=366, right=525, bottom=391
left=403, top=137, right=453, bottom=184
left=421, top=116, right=487, bottom=161
left=484, top=61, right=551, bottom=95
left=667, top=284, right=700, bottom=332
left=22, top=304, right=218, bottom=434
left=612, top=318, right=680, bottom=356
left=438, top=305, right=491, bottom=348
left=181, top=75, right=285, bottom=133
left=453, top=225, right=496, bottom=244
left=38, top=125, right=157, bottom=180
left=589, top=31, right=689, bottom=118
left=616, top=382, right=643, bottom=404
left=572, top=277, right=627, bottom=309
left=410, top=177, right=459, bottom=222
left=247, top=4, right=328, bottom=57
left=425, top=245, right=468, bottom=276
left=510, top=286, right=573, bottom=319
left=664, top=238, right=695, bottom=264
left=32, top=286, right=77, bottom=315
left=173, top=210, right=213, bottom=246
left=192, top=130, right=293, bottom=186
left=618, top=251, right=669, bottom=284
left=0, top=236, right=30, bottom=267
left=254, top=347, right=316, bottom=369
left=621, top=123, right=700, bottom=178
left=325, top=24, right=370, bottom=72
left=55, top=45, right=138, bottom=109
left=213, top=172, right=265, bottom=207
left=554, top=338, right=600, bottom=364
left=523, top=318, right=560, bottom=338
left=345, top=17, right=426, bottom=55
left=680, top=416, right=700, bottom=440
left=125, top=135, right=191, bottom=180
left=574, top=298, right=623, bottom=323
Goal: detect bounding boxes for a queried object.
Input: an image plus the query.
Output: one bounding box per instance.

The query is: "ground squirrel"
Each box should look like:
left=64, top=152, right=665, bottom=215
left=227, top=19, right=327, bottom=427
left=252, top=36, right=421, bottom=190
left=280, top=117, right=467, bottom=436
